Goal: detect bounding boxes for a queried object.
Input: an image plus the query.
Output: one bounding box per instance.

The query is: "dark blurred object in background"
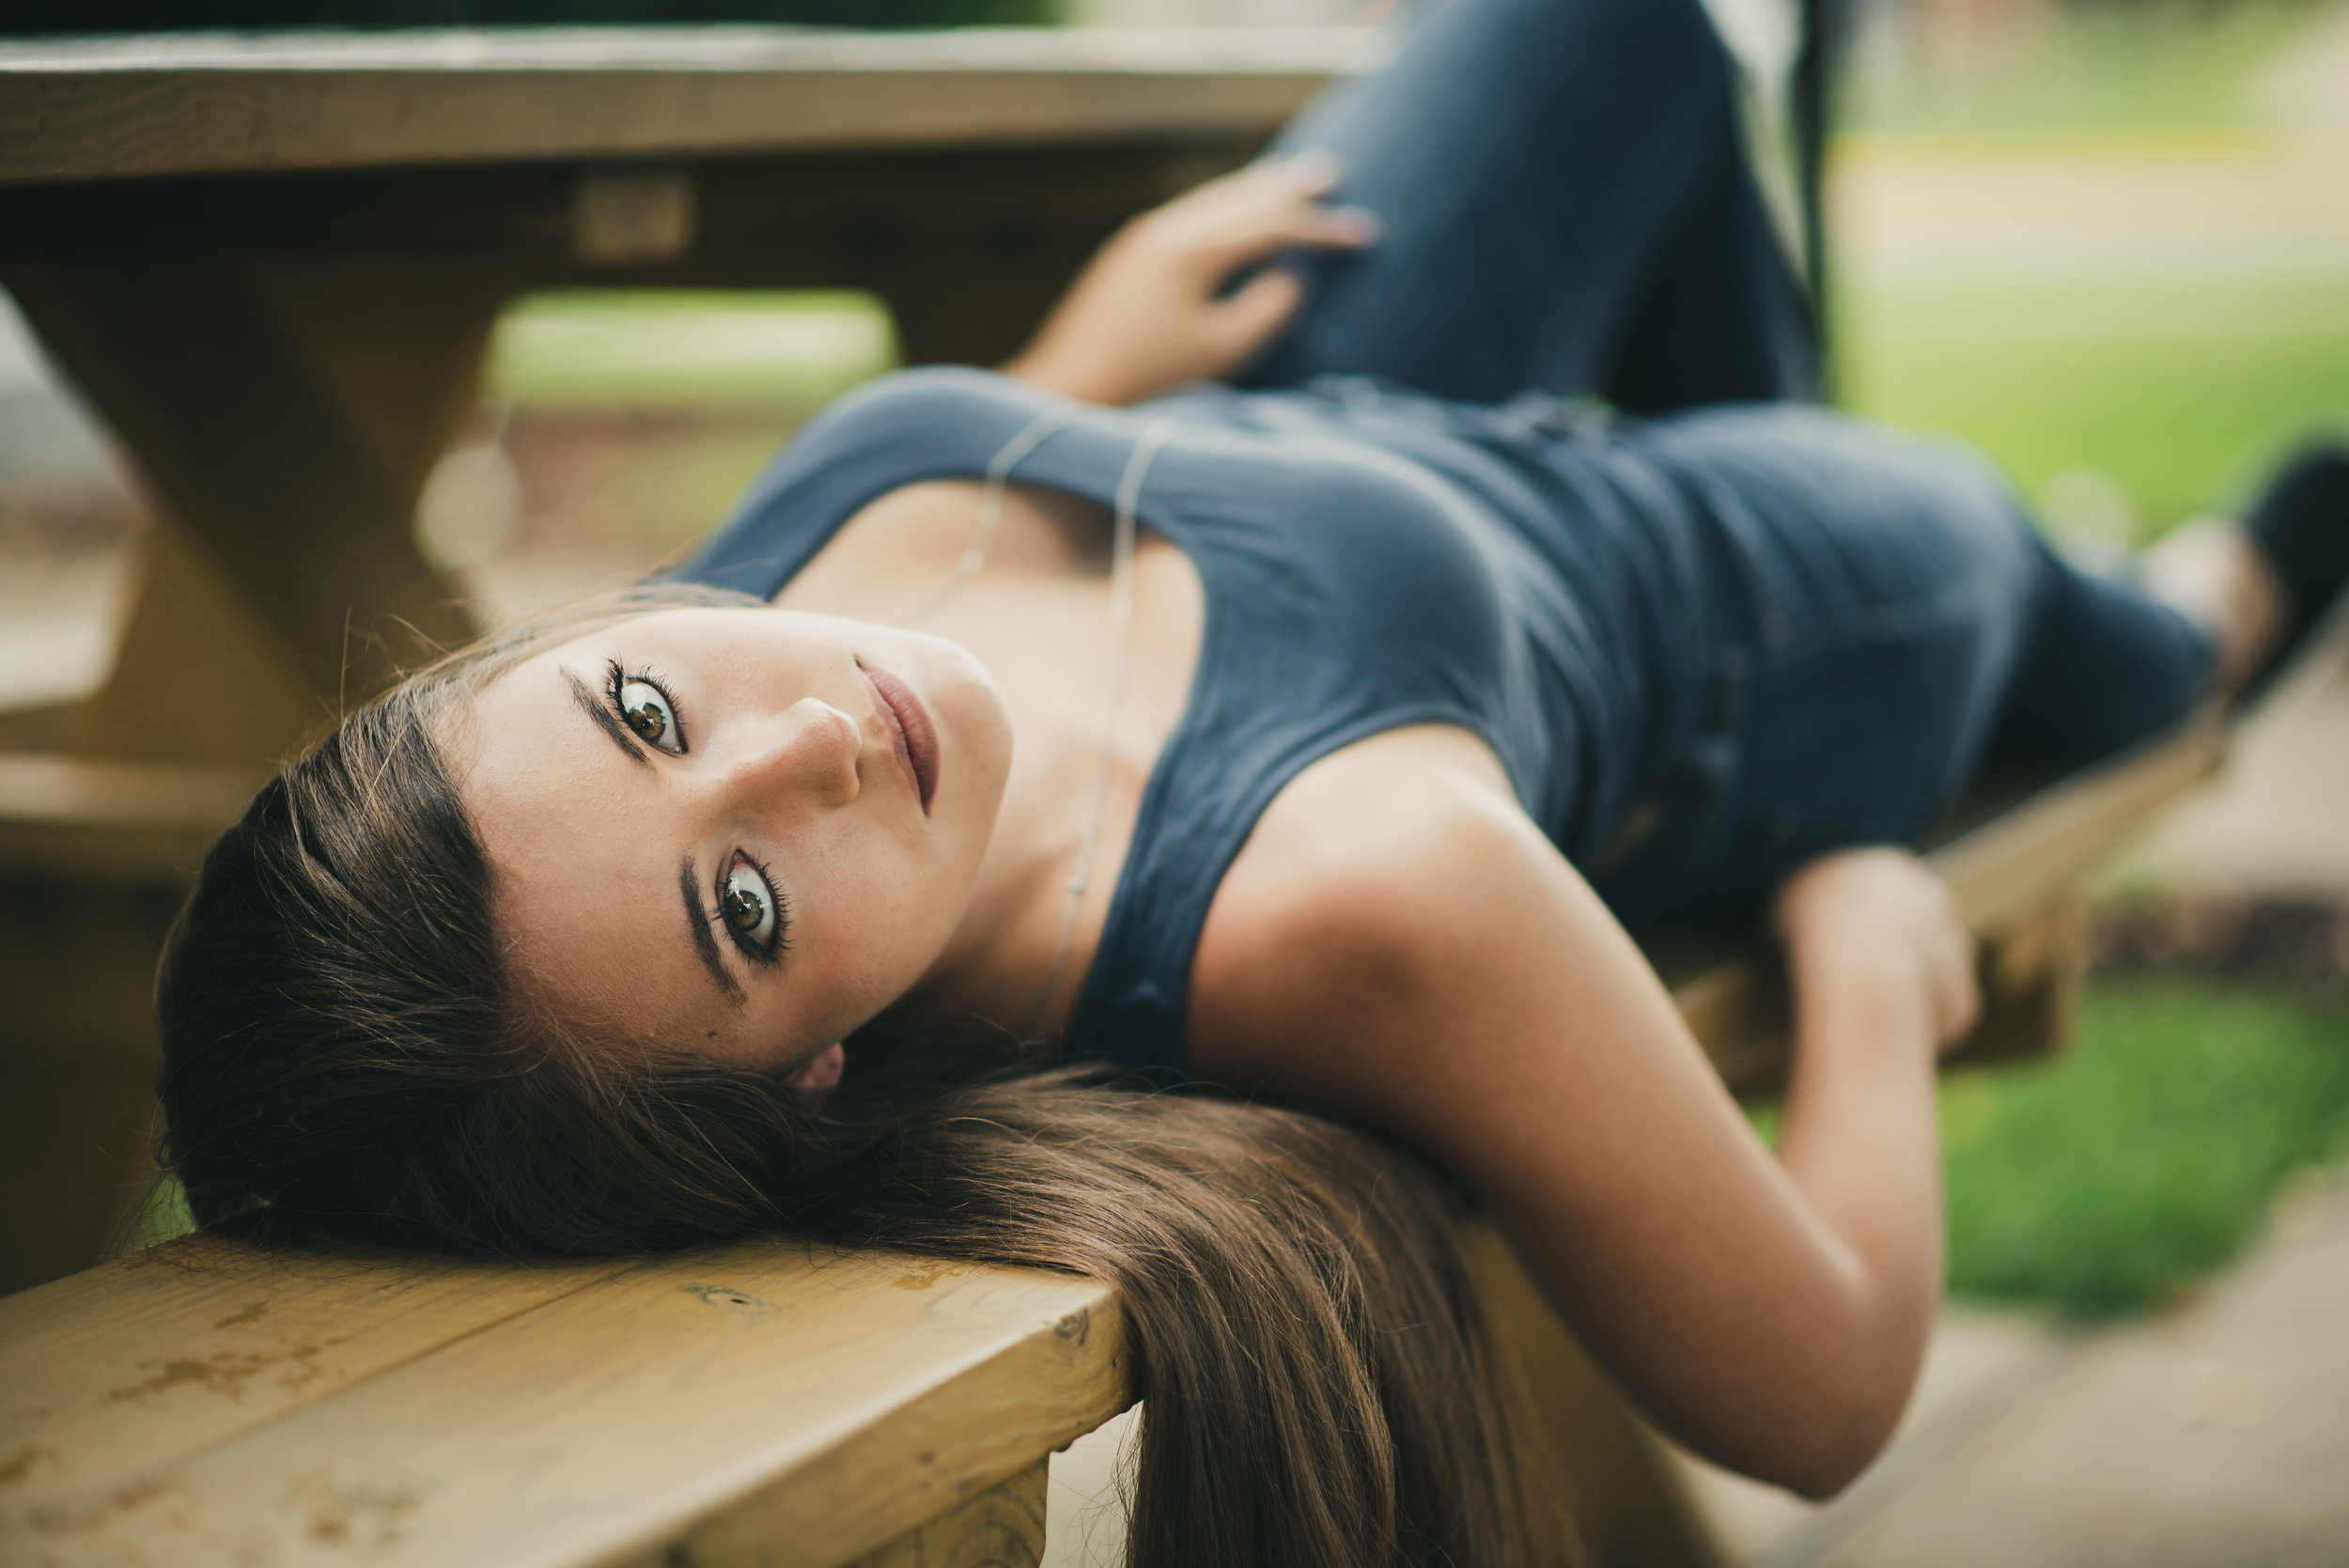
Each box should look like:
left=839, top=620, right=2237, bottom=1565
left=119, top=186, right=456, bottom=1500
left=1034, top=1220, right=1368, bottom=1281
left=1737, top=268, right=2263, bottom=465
left=2094, top=894, right=2349, bottom=997
left=0, top=0, right=1063, bottom=35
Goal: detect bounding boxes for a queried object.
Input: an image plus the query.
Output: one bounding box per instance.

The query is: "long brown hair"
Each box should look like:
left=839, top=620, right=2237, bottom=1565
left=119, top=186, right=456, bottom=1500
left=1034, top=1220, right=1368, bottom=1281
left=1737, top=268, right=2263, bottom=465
left=154, top=597, right=1538, bottom=1567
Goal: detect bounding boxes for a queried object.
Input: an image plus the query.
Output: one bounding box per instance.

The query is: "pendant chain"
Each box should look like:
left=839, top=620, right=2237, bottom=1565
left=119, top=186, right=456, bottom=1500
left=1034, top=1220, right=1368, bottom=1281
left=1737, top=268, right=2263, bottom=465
left=897, top=410, right=1180, bottom=1041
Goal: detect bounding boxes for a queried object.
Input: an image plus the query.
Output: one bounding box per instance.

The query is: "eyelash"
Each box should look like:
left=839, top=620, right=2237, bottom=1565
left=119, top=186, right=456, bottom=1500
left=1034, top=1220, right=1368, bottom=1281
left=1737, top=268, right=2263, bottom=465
left=601, top=658, right=789, bottom=965
left=605, top=659, right=690, bottom=754
left=717, top=851, right=791, bottom=966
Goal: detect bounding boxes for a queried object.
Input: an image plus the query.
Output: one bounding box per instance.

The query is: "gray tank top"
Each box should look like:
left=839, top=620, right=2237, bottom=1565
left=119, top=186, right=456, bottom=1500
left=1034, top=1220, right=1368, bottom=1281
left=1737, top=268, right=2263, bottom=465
left=680, top=367, right=1715, bottom=1075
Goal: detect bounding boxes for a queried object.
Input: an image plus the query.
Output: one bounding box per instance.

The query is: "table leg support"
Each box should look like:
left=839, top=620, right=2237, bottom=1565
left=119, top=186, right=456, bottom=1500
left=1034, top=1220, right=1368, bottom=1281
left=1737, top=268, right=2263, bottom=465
left=3, top=256, right=505, bottom=765
left=842, top=1460, right=1050, bottom=1568
left=1469, top=1219, right=1727, bottom=1568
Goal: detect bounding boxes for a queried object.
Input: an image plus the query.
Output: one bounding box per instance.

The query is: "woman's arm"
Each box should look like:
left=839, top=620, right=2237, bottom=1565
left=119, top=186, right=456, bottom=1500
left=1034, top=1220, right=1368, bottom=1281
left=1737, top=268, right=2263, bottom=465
left=1001, top=155, right=1377, bottom=407
left=1190, top=727, right=1977, bottom=1497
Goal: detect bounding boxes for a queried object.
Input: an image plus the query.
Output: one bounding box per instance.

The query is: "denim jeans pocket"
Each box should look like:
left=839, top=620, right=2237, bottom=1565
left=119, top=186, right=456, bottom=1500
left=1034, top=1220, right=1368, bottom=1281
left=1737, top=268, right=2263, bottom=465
left=1740, top=597, right=1984, bottom=864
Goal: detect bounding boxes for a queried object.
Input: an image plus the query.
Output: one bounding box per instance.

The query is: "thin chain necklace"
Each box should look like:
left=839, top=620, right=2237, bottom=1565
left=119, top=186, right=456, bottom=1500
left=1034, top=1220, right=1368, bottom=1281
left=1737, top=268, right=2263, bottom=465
left=900, top=409, right=1181, bottom=1041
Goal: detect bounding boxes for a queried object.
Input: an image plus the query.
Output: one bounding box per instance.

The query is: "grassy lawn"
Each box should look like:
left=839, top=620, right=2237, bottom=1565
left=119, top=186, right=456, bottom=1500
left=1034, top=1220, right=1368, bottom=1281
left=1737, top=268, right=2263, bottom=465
left=488, top=289, right=896, bottom=412
left=1828, top=0, right=2349, bottom=533
left=1844, top=0, right=2326, bottom=139
left=1838, top=273, right=2349, bottom=535
left=1943, top=978, right=2349, bottom=1316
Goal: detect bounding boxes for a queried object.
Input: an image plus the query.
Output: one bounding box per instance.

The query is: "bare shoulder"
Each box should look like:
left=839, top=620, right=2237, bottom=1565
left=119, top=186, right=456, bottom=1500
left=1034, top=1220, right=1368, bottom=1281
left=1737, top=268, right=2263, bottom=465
left=1187, top=721, right=1731, bottom=1177
left=1188, top=724, right=1609, bottom=1120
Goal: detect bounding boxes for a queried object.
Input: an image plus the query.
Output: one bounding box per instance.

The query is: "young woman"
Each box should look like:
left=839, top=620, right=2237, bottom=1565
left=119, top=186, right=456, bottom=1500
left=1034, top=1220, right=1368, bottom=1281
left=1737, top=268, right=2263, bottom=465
left=155, top=0, right=2347, bottom=1561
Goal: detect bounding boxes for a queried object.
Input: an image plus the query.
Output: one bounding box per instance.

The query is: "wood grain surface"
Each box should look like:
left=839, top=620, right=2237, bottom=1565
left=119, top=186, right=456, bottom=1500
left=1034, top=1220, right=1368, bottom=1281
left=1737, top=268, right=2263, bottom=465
left=0, top=1234, right=625, bottom=1522
left=0, top=28, right=1378, bottom=186
left=1, top=1238, right=1128, bottom=1568
left=838, top=1459, right=1049, bottom=1568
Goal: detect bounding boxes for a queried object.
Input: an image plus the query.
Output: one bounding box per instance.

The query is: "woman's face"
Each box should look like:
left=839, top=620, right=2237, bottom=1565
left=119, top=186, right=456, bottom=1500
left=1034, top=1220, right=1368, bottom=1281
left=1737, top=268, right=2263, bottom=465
left=456, top=606, right=1012, bottom=1075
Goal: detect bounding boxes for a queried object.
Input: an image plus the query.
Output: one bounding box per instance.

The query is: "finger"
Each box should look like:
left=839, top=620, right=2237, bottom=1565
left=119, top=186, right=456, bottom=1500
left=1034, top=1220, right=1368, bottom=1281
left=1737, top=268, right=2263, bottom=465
left=1191, top=204, right=1380, bottom=272
left=1941, top=977, right=1983, bottom=1052
left=1158, top=153, right=1343, bottom=231
left=1172, top=154, right=1361, bottom=224
left=1262, top=148, right=1344, bottom=195
left=1231, top=149, right=1343, bottom=194
left=1205, top=266, right=1308, bottom=361
left=1936, top=939, right=1983, bottom=1049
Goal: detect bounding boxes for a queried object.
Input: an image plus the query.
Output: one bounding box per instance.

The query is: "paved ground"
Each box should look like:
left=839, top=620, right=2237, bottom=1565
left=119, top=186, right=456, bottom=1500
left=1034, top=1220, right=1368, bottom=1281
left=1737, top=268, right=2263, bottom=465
left=1680, top=1161, right=2349, bottom=1568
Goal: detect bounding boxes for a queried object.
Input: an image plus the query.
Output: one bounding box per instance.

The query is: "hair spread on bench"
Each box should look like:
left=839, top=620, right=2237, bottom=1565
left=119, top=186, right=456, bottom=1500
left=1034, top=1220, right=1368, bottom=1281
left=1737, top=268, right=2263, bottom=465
left=154, top=591, right=1557, bottom=1568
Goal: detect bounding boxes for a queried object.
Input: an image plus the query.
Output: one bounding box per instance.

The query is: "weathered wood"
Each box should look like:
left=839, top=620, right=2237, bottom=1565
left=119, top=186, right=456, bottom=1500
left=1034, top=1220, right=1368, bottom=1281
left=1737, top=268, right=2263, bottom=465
left=841, top=1460, right=1048, bottom=1568
left=0, top=1234, right=624, bottom=1515
left=3, top=1241, right=1128, bottom=1568
left=2, top=256, right=491, bottom=754
left=1467, top=1220, right=1724, bottom=1568
left=0, top=28, right=1375, bottom=187
left=1931, top=709, right=2226, bottom=934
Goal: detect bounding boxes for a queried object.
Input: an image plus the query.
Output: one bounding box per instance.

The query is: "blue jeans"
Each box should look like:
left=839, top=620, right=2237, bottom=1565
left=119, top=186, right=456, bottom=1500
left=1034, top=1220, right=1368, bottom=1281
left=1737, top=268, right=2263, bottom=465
left=1243, top=0, right=2215, bottom=925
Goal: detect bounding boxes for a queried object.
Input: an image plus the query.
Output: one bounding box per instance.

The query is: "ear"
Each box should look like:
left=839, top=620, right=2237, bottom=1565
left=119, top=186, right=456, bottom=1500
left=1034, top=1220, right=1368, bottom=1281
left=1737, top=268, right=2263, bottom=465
left=785, top=1042, right=846, bottom=1097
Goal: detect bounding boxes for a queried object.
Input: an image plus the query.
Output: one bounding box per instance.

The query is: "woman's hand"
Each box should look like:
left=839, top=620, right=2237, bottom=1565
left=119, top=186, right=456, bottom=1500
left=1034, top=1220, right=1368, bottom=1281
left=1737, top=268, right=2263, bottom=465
left=1774, top=847, right=1981, bottom=1054
left=1002, top=154, right=1379, bottom=407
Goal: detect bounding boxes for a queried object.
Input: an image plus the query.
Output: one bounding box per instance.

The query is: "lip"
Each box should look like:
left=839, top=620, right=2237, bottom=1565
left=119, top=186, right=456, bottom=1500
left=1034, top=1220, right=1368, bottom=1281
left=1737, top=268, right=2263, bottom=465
left=858, top=660, right=939, bottom=815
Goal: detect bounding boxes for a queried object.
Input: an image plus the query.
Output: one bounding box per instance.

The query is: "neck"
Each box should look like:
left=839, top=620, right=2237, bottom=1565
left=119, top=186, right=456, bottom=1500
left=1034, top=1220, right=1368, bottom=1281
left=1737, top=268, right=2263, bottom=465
left=889, top=700, right=1150, bottom=1047
left=774, top=470, right=1206, bottom=1051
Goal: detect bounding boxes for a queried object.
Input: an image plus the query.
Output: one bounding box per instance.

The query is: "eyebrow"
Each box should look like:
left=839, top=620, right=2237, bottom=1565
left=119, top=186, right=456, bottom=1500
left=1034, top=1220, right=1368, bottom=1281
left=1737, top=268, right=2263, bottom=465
left=680, top=856, right=747, bottom=1009
left=566, top=668, right=651, bottom=768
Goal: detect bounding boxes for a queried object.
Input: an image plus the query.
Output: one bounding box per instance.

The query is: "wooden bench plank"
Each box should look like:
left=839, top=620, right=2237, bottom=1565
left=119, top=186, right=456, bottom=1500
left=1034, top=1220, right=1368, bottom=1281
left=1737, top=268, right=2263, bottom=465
left=0, top=28, right=1377, bottom=187
left=838, top=1459, right=1048, bottom=1568
left=1668, top=713, right=2226, bottom=1092
left=1928, top=709, right=2226, bottom=933
left=0, top=754, right=257, bottom=878
left=7, top=1241, right=1128, bottom=1568
left=0, top=1234, right=623, bottom=1521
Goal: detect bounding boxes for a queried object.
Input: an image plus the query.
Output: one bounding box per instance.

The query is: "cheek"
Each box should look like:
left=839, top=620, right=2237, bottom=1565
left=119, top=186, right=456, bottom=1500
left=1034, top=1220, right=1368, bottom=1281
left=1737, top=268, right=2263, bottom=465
left=791, top=825, right=959, bottom=1017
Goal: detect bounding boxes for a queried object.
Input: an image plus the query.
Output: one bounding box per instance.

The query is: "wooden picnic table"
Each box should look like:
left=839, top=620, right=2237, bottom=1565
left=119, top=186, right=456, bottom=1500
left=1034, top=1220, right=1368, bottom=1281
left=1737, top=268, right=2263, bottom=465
left=0, top=29, right=2234, bottom=1568
left=0, top=24, right=1376, bottom=768
left=0, top=23, right=1365, bottom=1295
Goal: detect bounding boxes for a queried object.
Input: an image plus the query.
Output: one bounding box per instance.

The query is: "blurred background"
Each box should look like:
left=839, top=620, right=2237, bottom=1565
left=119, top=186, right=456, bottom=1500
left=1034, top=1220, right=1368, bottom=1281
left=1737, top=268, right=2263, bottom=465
left=2, top=0, right=2345, bottom=1560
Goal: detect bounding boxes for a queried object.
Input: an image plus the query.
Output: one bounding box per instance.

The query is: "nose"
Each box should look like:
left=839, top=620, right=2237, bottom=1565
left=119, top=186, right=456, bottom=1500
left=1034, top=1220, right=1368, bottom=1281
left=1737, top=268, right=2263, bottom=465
left=707, top=696, right=863, bottom=812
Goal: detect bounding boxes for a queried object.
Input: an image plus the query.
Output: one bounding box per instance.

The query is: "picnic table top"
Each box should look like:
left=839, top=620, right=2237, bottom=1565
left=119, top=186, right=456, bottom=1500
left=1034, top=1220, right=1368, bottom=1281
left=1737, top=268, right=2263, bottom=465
left=0, top=25, right=1378, bottom=187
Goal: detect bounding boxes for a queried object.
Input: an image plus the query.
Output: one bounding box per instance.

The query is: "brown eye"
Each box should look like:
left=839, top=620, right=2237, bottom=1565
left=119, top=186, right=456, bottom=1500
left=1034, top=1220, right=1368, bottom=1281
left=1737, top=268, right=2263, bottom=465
left=721, top=861, right=776, bottom=948
left=617, top=678, right=680, bottom=753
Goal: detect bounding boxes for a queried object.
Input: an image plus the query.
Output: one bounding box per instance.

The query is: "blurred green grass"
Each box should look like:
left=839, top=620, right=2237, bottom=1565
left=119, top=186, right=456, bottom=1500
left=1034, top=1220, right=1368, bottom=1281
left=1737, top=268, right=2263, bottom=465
left=1837, top=274, right=2349, bottom=533
left=1845, top=0, right=2324, bottom=139
left=1943, top=979, right=2349, bottom=1315
left=1828, top=0, right=2349, bottom=533
left=488, top=289, right=897, bottom=411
